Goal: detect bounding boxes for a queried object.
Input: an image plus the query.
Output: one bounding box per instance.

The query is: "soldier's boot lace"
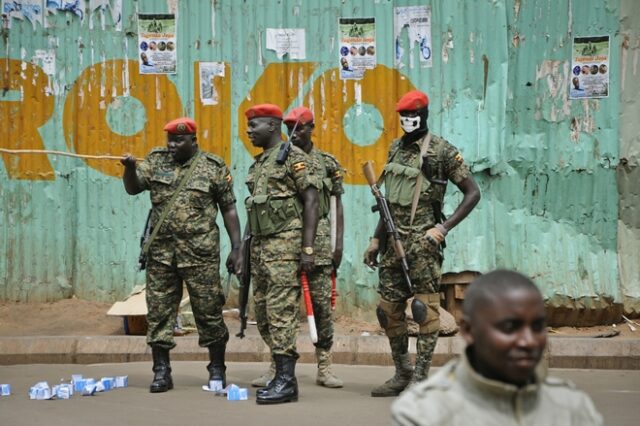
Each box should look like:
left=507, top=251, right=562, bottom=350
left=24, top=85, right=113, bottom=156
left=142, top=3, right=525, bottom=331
left=315, top=348, right=343, bottom=388
left=150, top=346, right=173, bottom=393
left=252, top=359, right=276, bottom=388
left=207, top=344, right=227, bottom=389
left=256, top=354, right=298, bottom=404
left=370, top=352, right=413, bottom=397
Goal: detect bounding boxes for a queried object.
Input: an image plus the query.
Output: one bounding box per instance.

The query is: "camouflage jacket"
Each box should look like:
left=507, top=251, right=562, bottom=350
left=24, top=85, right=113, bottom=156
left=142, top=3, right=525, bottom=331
left=245, top=143, right=320, bottom=259
left=307, top=147, right=344, bottom=265
left=137, top=148, right=235, bottom=267
left=383, top=133, right=470, bottom=233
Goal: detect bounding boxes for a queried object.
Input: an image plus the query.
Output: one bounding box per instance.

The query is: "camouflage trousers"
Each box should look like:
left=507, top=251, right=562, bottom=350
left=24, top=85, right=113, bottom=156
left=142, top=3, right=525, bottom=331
left=252, top=258, right=301, bottom=359
left=307, top=264, right=335, bottom=351
left=146, top=259, right=229, bottom=350
left=388, top=331, right=438, bottom=381
left=379, top=232, right=442, bottom=380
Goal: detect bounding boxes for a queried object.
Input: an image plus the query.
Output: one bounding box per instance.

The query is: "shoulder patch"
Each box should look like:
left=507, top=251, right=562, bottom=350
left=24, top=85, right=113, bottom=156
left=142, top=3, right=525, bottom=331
left=292, top=161, right=306, bottom=172
left=454, top=153, right=464, bottom=163
left=225, top=173, right=232, bottom=183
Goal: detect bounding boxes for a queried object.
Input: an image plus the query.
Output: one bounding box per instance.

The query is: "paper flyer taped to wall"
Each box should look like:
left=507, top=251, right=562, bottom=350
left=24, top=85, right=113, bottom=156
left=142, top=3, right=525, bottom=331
left=199, top=62, right=225, bottom=105
left=266, top=28, right=306, bottom=60
left=569, top=35, right=609, bottom=99
left=394, top=5, right=432, bottom=69
left=338, top=17, right=376, bottom=80
left=137, top=14, right=177, bottom=75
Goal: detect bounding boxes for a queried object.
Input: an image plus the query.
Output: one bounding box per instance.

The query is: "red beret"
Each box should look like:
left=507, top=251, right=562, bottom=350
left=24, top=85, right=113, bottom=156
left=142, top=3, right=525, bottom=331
left=283, top=106, right=314, bottom=125
left=245, top=104, right=283, bottom=120
left=163, top=117, right=197, bottom=134
left=395, top=90, right=429, bottom=112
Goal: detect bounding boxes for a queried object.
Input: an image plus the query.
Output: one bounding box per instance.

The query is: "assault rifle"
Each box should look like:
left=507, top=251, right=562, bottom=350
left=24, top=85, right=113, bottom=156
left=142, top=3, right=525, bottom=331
left=236, top=230, right=252, bottom=338
left=138, top=209, right=152, bottom=271
left=362, top=161, right=414, bottom=294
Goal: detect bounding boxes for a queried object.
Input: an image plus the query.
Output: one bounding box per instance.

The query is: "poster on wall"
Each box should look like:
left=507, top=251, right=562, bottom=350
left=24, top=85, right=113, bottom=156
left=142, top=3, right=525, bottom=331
left=266, top=28, right=306, bottom=60
left=199, top=62, right=225, bottom=106
left=338, top=17, right=376, bottom=80
left=394, top=5, right=432, bottom=69
left=569, top=35, right=609, bottom=99
left=137, top=14, right=177, bottom=75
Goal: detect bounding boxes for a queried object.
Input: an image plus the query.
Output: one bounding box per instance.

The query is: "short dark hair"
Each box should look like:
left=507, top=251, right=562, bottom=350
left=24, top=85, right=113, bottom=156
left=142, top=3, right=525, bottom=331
left=463, top=270, right=541, bottom=318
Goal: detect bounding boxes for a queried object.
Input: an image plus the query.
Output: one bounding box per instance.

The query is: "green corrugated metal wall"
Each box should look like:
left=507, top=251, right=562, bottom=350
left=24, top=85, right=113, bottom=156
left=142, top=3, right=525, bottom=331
left=1, top=0, right=637, bottom=321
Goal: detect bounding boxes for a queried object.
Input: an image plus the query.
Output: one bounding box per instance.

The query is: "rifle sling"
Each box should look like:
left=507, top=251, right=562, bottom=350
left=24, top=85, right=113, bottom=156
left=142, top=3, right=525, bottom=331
left=142, top=152, right=202, bottom=254
left=409, top=132, right=431, bottom=226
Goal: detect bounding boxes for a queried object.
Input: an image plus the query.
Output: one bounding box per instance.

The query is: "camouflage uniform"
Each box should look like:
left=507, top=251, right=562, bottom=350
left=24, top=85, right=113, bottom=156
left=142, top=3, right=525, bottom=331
left=391, top=350, right=603, bottom=426
left=245, top=144, right=320, bottom=358
left=379, top=133, right=470, bottom=382
left=137, top=148, right=235, bottom=350
left=305, top=148, right=344, bottom=351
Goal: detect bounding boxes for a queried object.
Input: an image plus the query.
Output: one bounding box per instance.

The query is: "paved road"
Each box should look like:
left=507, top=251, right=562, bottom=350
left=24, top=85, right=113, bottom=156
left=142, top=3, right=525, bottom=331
left=1, top=362, right=638, bottom=425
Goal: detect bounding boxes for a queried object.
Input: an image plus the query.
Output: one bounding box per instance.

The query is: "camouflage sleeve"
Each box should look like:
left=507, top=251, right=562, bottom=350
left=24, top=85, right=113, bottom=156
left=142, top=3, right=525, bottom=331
left=441, top=140, right=471, bottom=185
left=325, top=154, right=345, bottom=196
left=212, top=162, right=236, bottom=207
left=288, top=147, right=321, bottom=193
left=135, top=152, right=157, bottom=190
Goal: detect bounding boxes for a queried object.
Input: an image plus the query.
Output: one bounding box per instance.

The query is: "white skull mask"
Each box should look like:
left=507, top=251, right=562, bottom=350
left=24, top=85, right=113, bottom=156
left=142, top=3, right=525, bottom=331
left=400, top=115, right=421, bottom=133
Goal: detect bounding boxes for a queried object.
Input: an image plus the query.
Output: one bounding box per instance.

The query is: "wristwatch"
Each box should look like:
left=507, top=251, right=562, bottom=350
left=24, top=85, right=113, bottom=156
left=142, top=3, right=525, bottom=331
left=302, top=246, right=314, bottom=255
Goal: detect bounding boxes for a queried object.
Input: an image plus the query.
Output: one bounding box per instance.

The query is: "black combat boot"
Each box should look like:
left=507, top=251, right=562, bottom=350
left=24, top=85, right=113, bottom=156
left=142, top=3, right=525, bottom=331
left=255, top=354, right=298, bottom=404
left=206, top=344, right=227, bottom=388
left=150, top=346, right=173, bottom=393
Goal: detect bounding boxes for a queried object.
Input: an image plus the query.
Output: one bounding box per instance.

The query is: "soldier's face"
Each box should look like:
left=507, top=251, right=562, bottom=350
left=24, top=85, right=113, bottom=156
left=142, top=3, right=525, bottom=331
left=287, top=122, right=313, bottom=151
left=247, top=117, right=276, bottom=147
left=462, top=288, right=547, bottom=386
left=167, top=133, right=197, bottom=163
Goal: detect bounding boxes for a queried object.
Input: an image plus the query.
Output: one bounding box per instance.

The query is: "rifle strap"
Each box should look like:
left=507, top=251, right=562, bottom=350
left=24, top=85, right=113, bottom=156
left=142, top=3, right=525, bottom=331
left=409, top=132, right=432, bottom=226
left=142, top=152, right=202, bottom=254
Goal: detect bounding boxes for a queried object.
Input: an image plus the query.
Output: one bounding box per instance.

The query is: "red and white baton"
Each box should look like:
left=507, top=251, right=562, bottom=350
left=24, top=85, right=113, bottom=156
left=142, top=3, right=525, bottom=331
left=300, top=271, right=318, bottom=343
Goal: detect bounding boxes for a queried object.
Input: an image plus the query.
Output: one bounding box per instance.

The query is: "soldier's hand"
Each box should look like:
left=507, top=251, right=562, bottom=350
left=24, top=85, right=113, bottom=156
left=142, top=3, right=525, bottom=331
left=363, top=238, right=380, bottom=269
left=226, top=249, right=242, bottom=275
left=425, top=225, right=447, bottom=246
left=332, top=248, right=343, bottom=270
left=299, top=253, right=315, bottom=274
left=120, top=154, right=137, bottom=168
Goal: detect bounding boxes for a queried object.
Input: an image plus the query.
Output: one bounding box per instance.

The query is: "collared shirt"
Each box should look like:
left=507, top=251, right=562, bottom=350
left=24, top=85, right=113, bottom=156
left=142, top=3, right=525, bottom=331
left=391, top=350, right=603, bottom=426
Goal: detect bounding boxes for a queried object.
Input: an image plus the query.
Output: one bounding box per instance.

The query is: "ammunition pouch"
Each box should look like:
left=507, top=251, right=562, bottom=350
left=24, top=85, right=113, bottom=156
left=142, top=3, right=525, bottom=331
left=383, top=163, right=428, bottom=207
left=413, top=293, right=440, bottom=334
left=319, top=177, right=333, bottom=218
left=245, top=195, right=303, bottom=236
left=377, top=299, right=407, bottom=338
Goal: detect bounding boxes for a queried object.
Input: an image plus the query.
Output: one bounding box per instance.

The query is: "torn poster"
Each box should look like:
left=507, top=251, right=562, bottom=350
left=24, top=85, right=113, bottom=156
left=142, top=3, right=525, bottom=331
left=394, top=6, right=432, bottom=69
left=199, top=62, right=225, bottom=105
left=33, top=49, right=55, bottom=75
left=266, top=28, right=306, bottom=60
left=138, top=14, right=177, bottom=75
left=569, top=35, right=609, bottom=99
left=46, top=0, right=84, bottom=19
left=3, top=0, right=44, bottom=28
left=89, top=0, right=122, bottom=31
left=339, top=17, right=376, bottom=80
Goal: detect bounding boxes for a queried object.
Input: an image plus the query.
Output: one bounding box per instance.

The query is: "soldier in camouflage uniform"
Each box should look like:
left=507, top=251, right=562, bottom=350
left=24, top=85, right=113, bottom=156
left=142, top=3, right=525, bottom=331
left=284, top=106, right=345, bottom=388
left=391, top=270, right=603, bottom=426
left=364, top=90, right=481, bottom=397
left=243, top=104, right=320, bottom=404
left=121, top=117, right=242, bottom=393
